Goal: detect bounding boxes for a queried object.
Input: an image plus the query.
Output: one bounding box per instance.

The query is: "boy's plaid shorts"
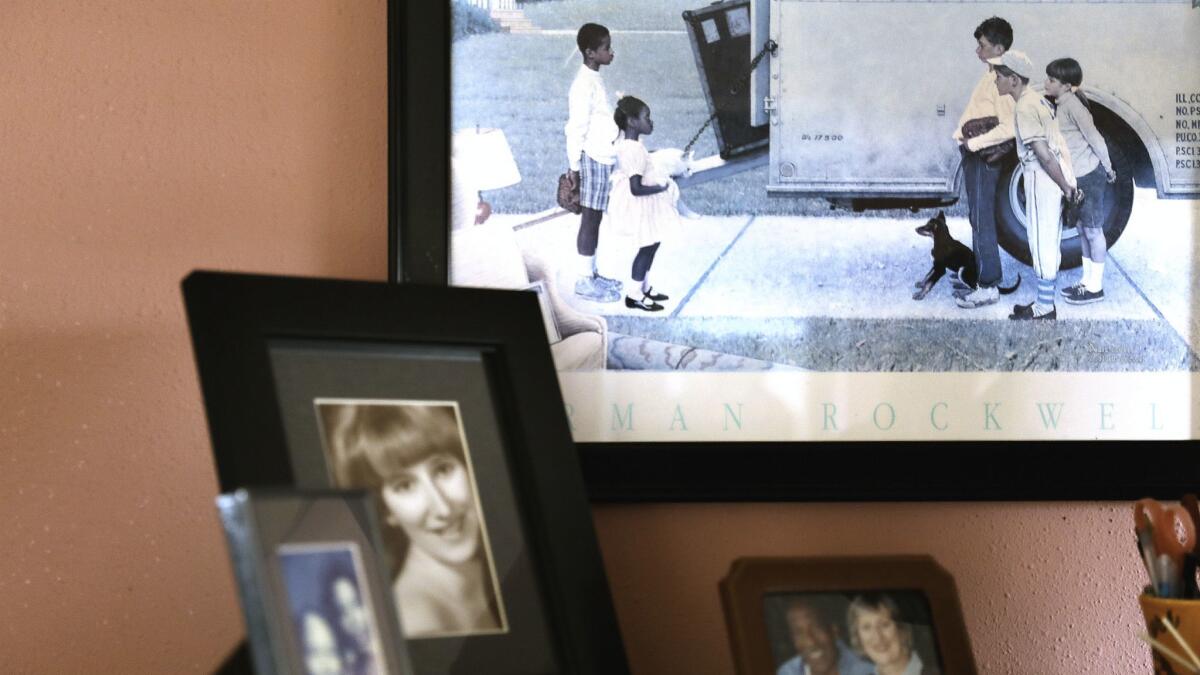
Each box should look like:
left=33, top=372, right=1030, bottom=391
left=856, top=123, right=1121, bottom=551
left=580, top=153, right=613, bottom=211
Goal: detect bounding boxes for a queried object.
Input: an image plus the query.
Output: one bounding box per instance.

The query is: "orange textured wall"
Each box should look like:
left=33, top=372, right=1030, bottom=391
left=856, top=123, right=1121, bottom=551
left=0, top=2, right=1151, bottom=673
left=1, top=2, right=386, bottom=672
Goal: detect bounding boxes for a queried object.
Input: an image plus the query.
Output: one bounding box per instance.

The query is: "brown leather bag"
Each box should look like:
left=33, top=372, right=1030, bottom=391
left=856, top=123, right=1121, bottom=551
left=962, top=116, right=1015, bottom=165
left=556, top=170, right=582, bottom=214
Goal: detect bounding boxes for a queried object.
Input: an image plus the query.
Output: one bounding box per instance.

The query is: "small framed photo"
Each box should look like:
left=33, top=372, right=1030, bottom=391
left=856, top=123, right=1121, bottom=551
left=523, top=280, right=562, bottom=345
left=216, top=489, right=412, bottom=675
left=720, top=556, right=977, bottom=675
left=185, top=271, right=628, bottom=674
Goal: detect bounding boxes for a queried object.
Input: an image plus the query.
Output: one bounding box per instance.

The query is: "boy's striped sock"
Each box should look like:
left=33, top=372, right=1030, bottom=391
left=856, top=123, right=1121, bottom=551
left=1034, top=278, right=1056, bottom=316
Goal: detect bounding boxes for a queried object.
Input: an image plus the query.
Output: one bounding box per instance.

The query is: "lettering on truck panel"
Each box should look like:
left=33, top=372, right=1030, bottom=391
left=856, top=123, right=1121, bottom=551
left=1174, top=93, right=1200, bottom=173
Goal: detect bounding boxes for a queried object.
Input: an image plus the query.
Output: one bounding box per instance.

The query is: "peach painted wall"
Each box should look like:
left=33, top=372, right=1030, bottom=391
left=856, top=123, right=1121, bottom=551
left=0, top=2, right=1152, bottom=673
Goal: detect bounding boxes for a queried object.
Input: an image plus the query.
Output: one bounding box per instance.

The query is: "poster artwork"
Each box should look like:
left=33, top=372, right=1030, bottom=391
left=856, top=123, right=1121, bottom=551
left=448, top=0, right=1200, bottom=441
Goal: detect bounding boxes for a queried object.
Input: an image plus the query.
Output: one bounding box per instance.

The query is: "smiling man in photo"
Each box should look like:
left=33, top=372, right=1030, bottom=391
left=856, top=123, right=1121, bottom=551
left=777, top=599, right=874, bottom=675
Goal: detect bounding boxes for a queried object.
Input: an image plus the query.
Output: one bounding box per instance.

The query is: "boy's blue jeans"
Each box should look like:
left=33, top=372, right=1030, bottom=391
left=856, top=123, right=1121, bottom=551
left=962, top=148, right=1003, bottom=288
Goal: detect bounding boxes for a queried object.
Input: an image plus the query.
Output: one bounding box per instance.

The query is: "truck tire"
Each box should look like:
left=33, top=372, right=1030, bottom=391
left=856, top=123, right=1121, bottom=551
left=994, top=139, right=1134, bottom=270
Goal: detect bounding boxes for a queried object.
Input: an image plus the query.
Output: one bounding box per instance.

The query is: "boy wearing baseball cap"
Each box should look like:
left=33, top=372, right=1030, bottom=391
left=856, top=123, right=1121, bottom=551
left=991, top=50, right=1079, bottom=320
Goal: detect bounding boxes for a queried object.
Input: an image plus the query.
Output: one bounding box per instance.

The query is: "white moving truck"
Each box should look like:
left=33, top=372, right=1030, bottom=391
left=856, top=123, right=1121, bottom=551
left=684, top=0, right=1199, bottom=267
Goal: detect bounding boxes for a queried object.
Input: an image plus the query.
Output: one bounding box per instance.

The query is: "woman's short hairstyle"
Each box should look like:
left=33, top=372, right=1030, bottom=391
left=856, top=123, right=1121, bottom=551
left=847, top=593, right=914, bottom=657
left=326, top=403, right=465, bottom=489
left=974, top=16, right=1013, bottom=50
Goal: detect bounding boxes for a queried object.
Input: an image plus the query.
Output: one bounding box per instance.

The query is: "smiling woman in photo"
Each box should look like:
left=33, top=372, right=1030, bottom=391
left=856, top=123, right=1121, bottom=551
left=325, top=403, right=503, bottom=638
left=847, top=594, right=939, bottom=675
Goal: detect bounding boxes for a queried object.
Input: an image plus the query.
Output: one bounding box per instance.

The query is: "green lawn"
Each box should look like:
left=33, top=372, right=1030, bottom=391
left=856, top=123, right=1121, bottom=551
left=451, top=13, right=964, bottom=217
left=521, top=0, right=701, bottom=31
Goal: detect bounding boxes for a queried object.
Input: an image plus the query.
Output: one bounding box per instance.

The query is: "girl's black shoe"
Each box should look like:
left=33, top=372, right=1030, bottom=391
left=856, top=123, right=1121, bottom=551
left=642, top=287, right=669, bottom=302
left=625, top=294, right=665, bottom=312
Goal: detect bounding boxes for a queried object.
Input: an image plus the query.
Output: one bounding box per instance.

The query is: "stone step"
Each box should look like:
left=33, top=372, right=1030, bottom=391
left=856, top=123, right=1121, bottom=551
left=489, top=8, right=539, bottom=30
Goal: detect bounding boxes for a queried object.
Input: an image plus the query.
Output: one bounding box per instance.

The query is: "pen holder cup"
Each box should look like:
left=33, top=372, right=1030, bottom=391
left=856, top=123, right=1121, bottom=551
left=1139, top=594, right=1200, bottom=674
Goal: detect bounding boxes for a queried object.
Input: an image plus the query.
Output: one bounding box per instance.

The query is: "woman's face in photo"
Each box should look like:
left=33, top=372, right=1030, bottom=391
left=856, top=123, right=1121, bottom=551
left=302, top=612, right=343, bottom=675
left=381, top=453, right=480, bottom=565
left=855, top=606, right=905, bottom=666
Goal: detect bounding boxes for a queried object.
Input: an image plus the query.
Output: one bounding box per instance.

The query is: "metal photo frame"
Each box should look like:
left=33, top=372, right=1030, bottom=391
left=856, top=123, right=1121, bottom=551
left=388, top=1, right=1199, bottom=502
left=184, top=270, right=629, bottom=674
left=216, top=488, right=413, bottom=675
left=720, top=556, right=978, bottom=675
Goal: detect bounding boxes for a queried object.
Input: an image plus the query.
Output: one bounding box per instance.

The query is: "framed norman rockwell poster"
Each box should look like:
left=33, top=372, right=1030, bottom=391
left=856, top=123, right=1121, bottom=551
left=390, top=1, right=1200, bottom=500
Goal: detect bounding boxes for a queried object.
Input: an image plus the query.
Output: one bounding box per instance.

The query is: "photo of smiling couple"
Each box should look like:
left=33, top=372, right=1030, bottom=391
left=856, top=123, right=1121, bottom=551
left=771, top=592, right=942, bottom=675
left=316, top=400, right=506, bottom=640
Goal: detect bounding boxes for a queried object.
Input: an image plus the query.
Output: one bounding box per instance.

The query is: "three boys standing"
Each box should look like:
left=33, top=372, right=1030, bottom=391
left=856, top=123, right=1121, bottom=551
left=955, top=17, right=1082, bottom=320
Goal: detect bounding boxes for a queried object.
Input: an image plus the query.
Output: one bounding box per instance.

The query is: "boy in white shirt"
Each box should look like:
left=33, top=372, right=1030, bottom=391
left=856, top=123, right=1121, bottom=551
left=990, top=50, right=1079, bottom=320
left=564, top=23, right=621, bottom=302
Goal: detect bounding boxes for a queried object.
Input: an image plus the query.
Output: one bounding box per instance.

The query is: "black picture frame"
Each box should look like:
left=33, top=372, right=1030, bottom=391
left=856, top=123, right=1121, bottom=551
left=183, top=270, right=629, bottom=674
left=388, top=1, right=1199, bottom=502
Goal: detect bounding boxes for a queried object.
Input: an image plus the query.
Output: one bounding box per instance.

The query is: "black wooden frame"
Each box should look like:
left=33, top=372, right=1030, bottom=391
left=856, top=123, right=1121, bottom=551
left=183, top=270, right=629, bottom=674
left=387, top=1, right=1199, bottom=502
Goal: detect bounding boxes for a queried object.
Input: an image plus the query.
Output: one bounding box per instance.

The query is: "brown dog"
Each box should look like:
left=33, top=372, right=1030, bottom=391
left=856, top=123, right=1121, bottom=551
left=913, top=211, right=1020, bottom=300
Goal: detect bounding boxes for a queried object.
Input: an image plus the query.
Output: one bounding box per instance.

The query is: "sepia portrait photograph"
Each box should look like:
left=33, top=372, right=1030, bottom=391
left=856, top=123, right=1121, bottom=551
left=277, top=543, right=390, bottom=675
left=763, top=591, right=944, bottom=675
left=314, top=400, right=508, bottom=640
left=442, top=0, right=1200, bottom=441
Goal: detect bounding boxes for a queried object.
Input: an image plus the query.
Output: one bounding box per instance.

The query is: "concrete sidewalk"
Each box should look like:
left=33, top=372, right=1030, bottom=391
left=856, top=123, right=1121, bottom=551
left=492, top=190, right=1197, bottom=356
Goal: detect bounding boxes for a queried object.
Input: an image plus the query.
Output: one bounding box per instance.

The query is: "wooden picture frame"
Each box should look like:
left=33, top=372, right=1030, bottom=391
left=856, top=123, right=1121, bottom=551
left=389, top=1, right=1200, bottom=502
left=720, top=556, right=977, bottom=675
left=183, top=270, right=629, bottom=674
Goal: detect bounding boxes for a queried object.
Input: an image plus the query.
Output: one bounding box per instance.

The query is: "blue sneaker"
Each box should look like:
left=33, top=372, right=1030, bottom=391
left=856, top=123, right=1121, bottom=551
left=592, top=273, right=623, bottom=292
left=574, top=276, right=620, bottom=303
left=1063, top=286, right=1104, bottom=305
left=1059, top=282, right=1085, bottom=298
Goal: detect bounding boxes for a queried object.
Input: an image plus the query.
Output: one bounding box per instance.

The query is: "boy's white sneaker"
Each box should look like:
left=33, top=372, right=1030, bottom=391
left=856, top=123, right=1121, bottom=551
left=955, top=285, right=999, bottom=308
